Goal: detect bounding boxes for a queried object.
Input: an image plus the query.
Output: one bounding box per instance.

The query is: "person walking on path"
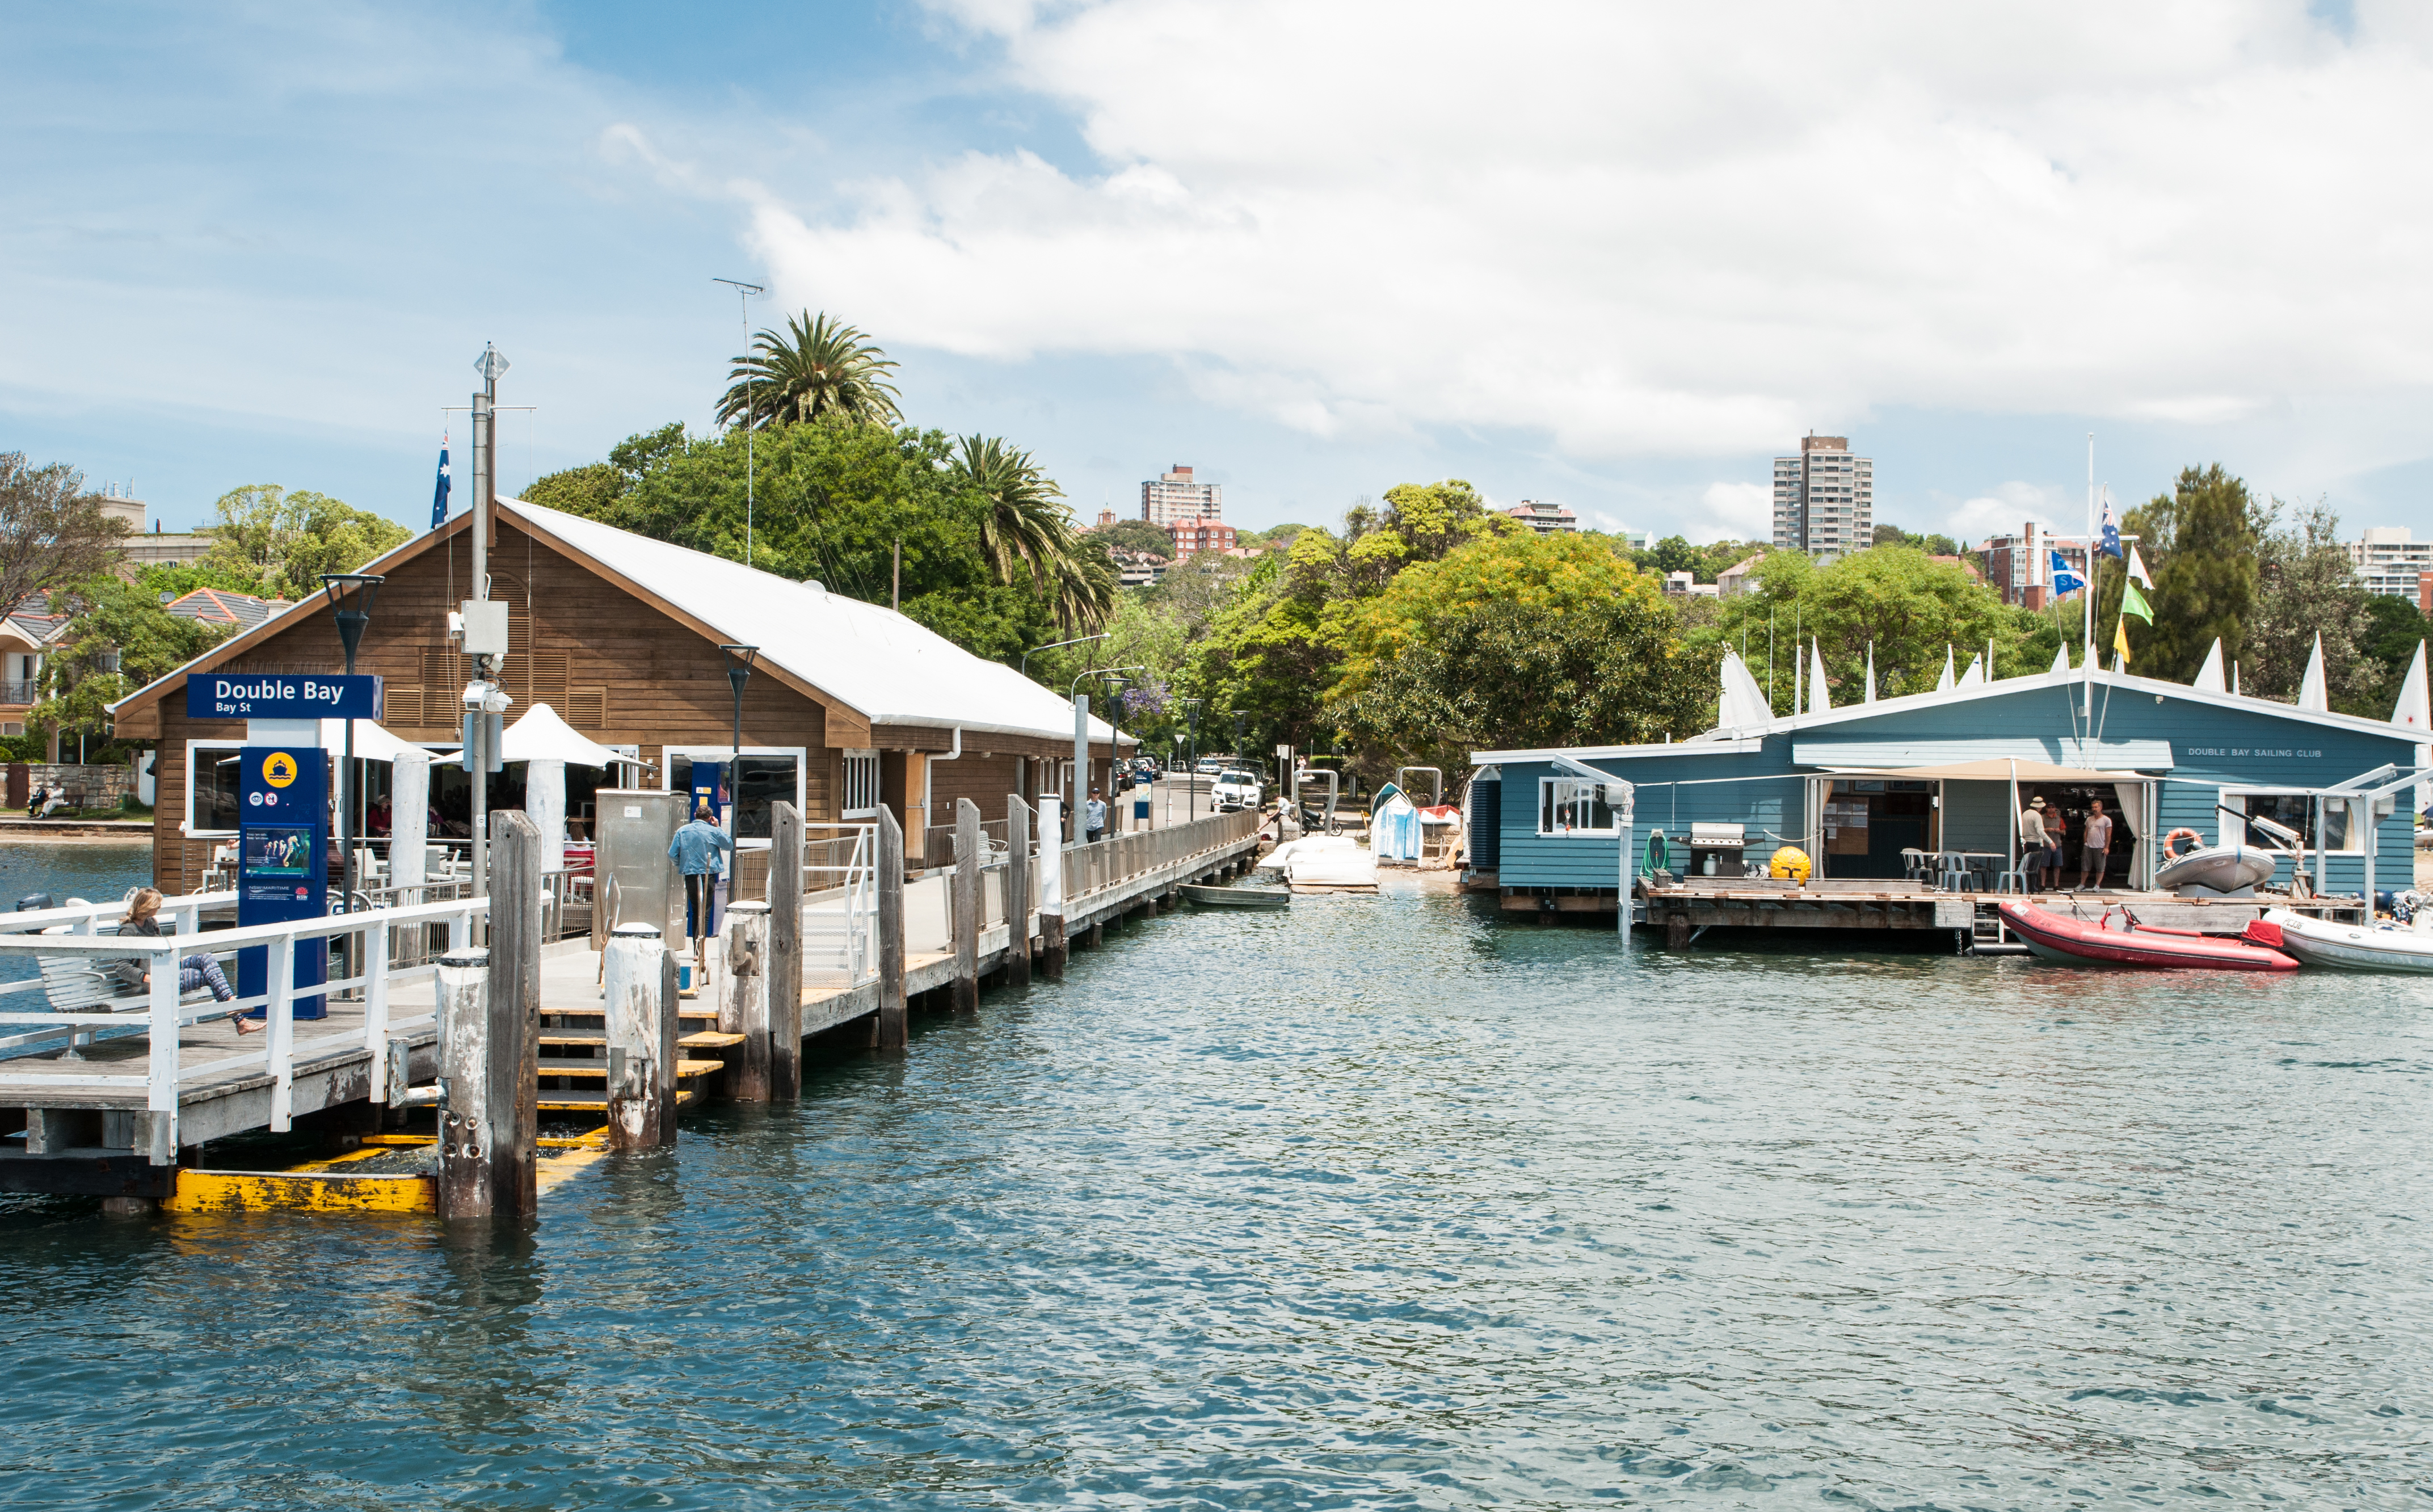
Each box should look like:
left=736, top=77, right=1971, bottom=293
left=1085, top=787, right=1108, bottom=844
left=669, top=802, right=735, bottom=976
left=114, top=887, right=247, bottom=1031
left=2019, top=795, right=2053, bottom=892
left=2078, top=797, right=2114, bottom=890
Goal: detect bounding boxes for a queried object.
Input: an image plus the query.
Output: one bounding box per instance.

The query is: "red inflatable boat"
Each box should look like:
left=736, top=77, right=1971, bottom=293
left=1995, top=901, right=2299, bottom=971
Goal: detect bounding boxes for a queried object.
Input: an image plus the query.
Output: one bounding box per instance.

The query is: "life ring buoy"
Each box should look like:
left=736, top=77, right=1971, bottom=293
left=2162, top=828, right=2203, bottom=861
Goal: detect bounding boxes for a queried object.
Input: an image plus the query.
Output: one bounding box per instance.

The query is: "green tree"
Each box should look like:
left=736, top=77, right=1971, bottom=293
left=2110, top=464, right=2262, bottom=681
left=1714, top=546, right=2021, bottom=710
left=524, top=422, right=690, bottom=520
left=1092, top=517, right=1176, bottom=559
left=28, top=572, right=238, bottom=756
left=717, top=311, right=902, bottom=430
left=2243, top=498, right=2381, bottom=711
left=0, top=453, right=126, bottom=619
left=201, top=485, right=410, bottom=600
left=948, top=434, right=1109, bottom=632
left=1336, top=479, right=1518, bottom=596
left=2358, top=592, right=2429, bottom=715
left=1188, top=537, right=1345, bottom=759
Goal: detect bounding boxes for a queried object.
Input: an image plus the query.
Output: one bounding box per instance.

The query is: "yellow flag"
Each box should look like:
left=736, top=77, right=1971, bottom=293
left=2113, top=613, right=2132, bottom=665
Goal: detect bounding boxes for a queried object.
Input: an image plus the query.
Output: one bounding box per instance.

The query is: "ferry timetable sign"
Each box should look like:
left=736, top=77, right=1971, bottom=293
left=185, top=672, right=383, bottom=721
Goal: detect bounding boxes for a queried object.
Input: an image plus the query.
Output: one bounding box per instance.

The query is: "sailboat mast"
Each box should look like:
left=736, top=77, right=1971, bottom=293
left=2083, top=433, right=2096, bottom=721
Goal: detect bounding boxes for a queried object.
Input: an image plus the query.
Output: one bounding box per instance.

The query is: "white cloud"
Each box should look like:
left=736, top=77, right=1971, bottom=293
left=1691, top=483, right=1774, bottom=544
left=737, top=0, right=2433, bottom=464
left=1941, top=481, right=2076, bottom=545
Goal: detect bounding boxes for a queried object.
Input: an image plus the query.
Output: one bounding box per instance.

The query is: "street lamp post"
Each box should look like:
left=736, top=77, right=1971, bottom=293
left=1177, top=697, right=1205, bottom=822
left=719, top=645, right=759, bottom=830
left=321, top=574, right=384, bottom=923
left=1068, top=665, right=1144, bottom=843
left=1022, top=632, right=1106, bottom=681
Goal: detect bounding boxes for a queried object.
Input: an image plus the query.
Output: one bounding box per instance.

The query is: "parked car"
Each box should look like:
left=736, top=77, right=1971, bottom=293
left=1212, top=769, right=1262, bottom=812
left=1194, top=757, right=1226, bottom=776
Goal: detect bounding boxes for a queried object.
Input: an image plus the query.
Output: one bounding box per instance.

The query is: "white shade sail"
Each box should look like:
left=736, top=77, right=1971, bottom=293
left=499, top=702, right=625, bottom=767
left=313, top=718, right=433, bottom=764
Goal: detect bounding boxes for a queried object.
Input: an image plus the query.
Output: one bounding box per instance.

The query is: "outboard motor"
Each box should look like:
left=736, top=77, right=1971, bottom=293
left=16, top=892, right=57, bottom=912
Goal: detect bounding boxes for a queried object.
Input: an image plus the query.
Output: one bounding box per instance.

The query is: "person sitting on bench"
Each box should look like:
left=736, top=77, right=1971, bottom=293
left=113, top=888, right=249, bottom=1031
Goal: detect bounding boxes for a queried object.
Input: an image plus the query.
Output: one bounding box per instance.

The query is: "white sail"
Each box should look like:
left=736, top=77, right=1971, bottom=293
left=2192, top=637, right=2225, bottom=693
left=2390, top=640, right=2428, bottom=732
left=1808, top=639, right=1829, bottom=715
left=2297, top=632, right=2328, bottom=713
left=1935, top=645, right=1956, bottom=692
left=1716, top=650, right=1773, bottom=730
left=2049, top=641, right=2070, bottom=675
left=1864, top=643, right=1878, bottom=704
left=1956, top=652, right=1984, bottom=689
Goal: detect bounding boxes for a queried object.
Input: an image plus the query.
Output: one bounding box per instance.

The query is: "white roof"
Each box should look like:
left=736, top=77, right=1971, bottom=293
left=311, top=718, right=432, bottom=764
left=503, top=497, right=1123, bottom=747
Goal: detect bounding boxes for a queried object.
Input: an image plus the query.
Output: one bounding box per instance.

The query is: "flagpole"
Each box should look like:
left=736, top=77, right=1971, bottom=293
left=2083, top=434, right=2095, bottom=728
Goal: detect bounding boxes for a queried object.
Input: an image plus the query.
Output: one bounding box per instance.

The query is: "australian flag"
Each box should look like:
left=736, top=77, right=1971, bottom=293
left=2049, top=549, right=2085, bottom=597
left=2099, top=494, right=2122, bottom=559
left=431, top=431, right=452, bottom=529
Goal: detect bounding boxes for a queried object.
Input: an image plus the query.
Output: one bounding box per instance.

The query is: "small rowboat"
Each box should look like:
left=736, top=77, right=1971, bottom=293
left=2153, top=841, right=2280, bottom=896
left=1179, top=883, right=1290, bottom=909
left=2246, top=907, right=2433, bottom=972
left=1996, top=901, right=2298, bottom=971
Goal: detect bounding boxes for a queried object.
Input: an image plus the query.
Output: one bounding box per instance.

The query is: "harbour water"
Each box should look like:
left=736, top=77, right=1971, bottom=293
left=5, top=875, right=2431, bottom=1506
left=0, top=840, right=153, bottom=991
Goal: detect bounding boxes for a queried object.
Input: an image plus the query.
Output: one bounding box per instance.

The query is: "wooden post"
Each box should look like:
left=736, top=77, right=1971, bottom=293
left=492, top=811, right=542, bottom=1209
left=877, top=806, right=907, bottom=1050
left=952, top=798, right=982, bottom=1012
left=1005, top=795, right=1032, bottom=989
left=768, top=800, right=802, bottom=1099
left=434, top=947, right=493, bottom=1218
left=603, top=922, right=669, bottom=1149
left=726, top=900, right=771, bottom=1100
left=1039, top=794, right=1067, bottom=980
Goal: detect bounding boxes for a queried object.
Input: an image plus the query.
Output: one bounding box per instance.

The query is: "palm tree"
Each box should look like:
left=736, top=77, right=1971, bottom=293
left=717, top=311, right=903, bottom=429
left=949, top=435, right=1112, bottom=634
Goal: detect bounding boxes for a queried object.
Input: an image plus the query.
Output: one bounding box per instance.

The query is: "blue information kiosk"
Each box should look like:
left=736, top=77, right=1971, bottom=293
left=187, top=671, right=386, bottom=1023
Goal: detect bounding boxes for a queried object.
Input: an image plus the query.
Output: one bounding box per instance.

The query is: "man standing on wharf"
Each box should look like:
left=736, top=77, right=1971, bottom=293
left=2079, top=797, right=2113, bottom=890
left=670, top=802, right=735, bottom=978
left=1085, top=787, right=1108, bottom=844
left=2019, top=795, right=2053, bottom=892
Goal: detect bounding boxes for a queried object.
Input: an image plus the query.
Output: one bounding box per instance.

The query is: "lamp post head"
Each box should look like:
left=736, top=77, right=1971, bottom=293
left=320, top=574, right=384, bottom=670
left=720, top=643, right=760, bottom=701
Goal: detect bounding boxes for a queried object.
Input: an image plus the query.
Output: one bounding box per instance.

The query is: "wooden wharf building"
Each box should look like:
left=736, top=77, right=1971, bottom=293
left=110, top=496, right=1133, bottom=886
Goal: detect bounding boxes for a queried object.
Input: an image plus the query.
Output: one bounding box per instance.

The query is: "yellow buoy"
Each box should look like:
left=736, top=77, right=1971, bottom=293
left=1768, top=845, right=1812, bottom=883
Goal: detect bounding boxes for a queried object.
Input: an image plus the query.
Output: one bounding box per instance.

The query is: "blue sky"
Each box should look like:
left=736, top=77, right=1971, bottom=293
left=9, top=1, right=2432, bottom=548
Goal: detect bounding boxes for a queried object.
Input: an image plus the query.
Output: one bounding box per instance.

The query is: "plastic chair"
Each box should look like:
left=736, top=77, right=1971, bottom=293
left=1992, top=854, right=2035, bottom=894
left=1900, top=848, right=1926, bottom=883
left=1935, top=851, right=1973, bottom=891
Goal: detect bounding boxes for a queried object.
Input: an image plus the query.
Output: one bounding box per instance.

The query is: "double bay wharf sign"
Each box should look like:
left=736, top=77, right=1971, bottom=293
left=186, top=672, right=384, bottom=721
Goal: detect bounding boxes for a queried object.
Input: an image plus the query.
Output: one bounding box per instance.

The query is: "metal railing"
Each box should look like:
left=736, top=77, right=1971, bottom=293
left=0, top=890, right=486, bottom=1156
left=0, top=679, right=35, bottom=706
left=1064, top=808, right=1262, bottom=901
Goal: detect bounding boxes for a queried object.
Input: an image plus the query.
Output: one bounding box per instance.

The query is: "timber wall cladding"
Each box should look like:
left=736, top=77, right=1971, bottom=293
left=147, top=521, right=848, bottom=881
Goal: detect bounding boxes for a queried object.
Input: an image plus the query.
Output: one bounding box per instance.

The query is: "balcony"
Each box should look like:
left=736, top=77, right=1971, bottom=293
left=1, top=680, right=36, bottom=707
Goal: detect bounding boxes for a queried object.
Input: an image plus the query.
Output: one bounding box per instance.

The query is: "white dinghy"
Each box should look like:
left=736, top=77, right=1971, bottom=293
left=2248, top=907, right=2433, bottom=974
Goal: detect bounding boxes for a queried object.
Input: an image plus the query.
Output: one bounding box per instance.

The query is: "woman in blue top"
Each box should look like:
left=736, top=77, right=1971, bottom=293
left=668, top=803, right=735, bottom=968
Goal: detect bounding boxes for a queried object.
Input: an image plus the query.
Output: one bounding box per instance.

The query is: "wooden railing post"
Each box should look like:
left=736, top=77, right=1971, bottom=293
left=1038, top=795, right=1067, bottom=981
left=953, top=798, right=982, bottom=1013
left=435, top=946, right=495, bottom=1218
left=604, top=921, right=668, bottom=1149
left=768, top=801, right=802, bottom=1098
left=1005, top=796, right=1032, bottom=989
left=877, top=807, right=907, bottom=1050
left=485, top=810, right=542, bottom=1212
left=726, top=900, right=771, bottom=1100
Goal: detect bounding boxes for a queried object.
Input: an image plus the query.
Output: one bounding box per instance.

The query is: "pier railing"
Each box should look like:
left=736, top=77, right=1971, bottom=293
left=1065, top=808, right=1262, bottom=902
left=0, top=891, right=486, bottom=1161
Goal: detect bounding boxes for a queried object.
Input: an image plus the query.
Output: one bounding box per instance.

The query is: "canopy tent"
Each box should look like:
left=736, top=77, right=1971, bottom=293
left=499, top=702, right=626, bottom=767
left=310, top=718, right=433, bottom=764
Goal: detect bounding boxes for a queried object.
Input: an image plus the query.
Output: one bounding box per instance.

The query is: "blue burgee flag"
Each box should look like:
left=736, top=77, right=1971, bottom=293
left=2049, top=549, right=2085, bottom=596
left=431, top=431, right=451, bottom=529
left=2099, top=495, right=2122, bottom=559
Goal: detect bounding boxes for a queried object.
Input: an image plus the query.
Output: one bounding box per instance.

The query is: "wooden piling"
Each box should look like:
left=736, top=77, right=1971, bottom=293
left=433, top=949, right=494, bottom=1217
left=1038, top=795, right=1067, bottom=981
left=877, top=806, right=907, bottom=1050
left=726, top=900, right=771, bottom=1100
left=768, top=801, right=803, bottom=1099
left=436, top=810, right=541, bottom=1220
left=603, top=922, right=675, bottom=1149
left=952, top=798, right=982, bottom=1013
left=1004, top=796, right=1032, bottom=990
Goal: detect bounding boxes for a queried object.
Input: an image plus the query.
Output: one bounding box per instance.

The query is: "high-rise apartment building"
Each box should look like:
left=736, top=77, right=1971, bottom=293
left=1140, top=464, right=1222, bottom=527
left=1771, top=435, right=1872, bottom=559
left=2348, top=527, right=2433, bottom=600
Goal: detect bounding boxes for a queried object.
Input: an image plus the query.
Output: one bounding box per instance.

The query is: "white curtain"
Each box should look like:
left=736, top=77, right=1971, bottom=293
left=525, top=759, right=567, bottom=874
left=2112, top=782, right=2145, bottom=887
left=391, top=751, right=430, bottom=898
